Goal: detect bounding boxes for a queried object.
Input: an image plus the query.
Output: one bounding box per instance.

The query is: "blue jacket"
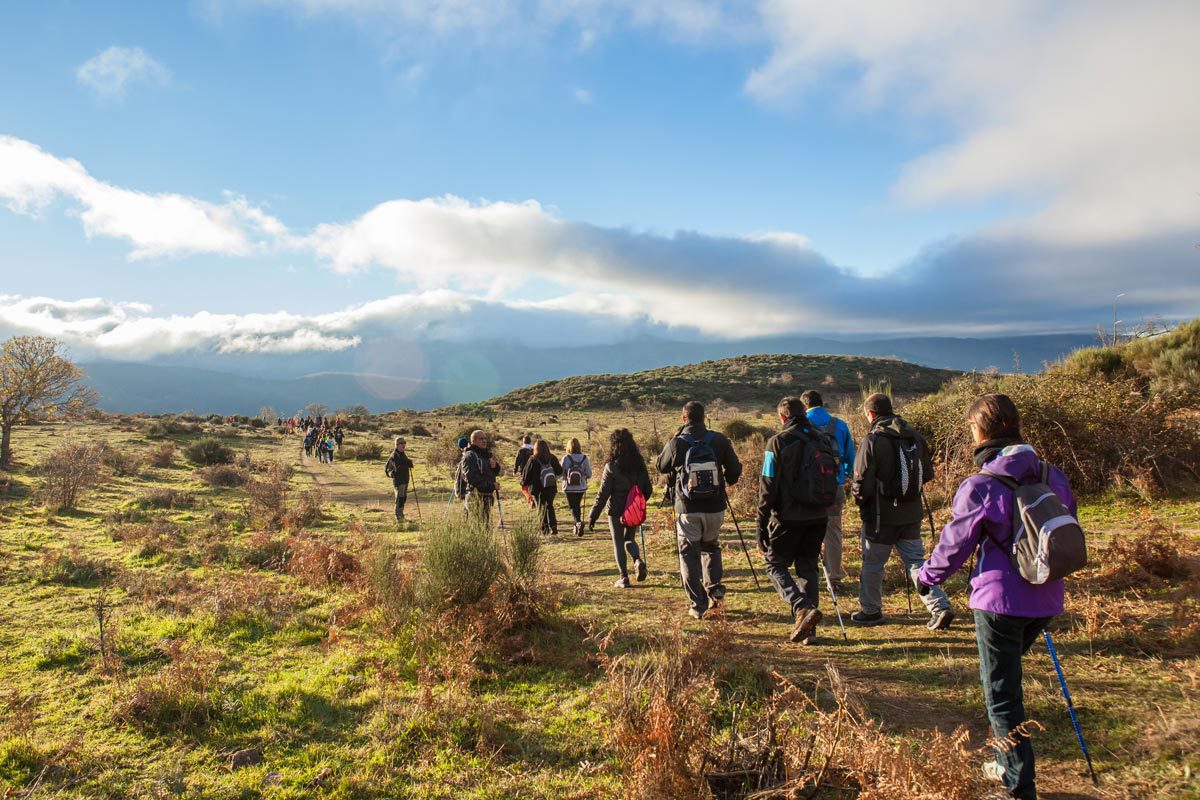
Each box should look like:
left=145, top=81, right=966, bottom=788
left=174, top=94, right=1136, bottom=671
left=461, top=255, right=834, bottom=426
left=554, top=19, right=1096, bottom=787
left=805, top=406, right=855, bottom=485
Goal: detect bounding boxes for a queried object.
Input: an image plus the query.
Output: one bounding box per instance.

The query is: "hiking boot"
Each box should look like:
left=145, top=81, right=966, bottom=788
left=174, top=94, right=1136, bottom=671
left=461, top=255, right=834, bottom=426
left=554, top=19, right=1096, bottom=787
left=574, top=521, right=584, bottom=537
left=801, top=634, right=819, bottom=646
left=688, top=608, right=706, bottom=620
left=850, top=610, right=885, bottom=626
left=928, top=608, right=955, bottom=631
left=613, top=576, right=631, bottom=589
left=981, top=760, right=1005, bottom=783
left=634, top=559, right=647, bottom=582
left=789, top=608, right=823, bottom=643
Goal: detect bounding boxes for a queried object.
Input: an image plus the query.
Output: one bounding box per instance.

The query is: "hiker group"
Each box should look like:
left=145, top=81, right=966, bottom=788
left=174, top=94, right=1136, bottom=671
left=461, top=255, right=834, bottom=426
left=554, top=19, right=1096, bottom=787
left=371, top=390, right=1086, bottom=800
left=298, top=415, right=343, bottom=465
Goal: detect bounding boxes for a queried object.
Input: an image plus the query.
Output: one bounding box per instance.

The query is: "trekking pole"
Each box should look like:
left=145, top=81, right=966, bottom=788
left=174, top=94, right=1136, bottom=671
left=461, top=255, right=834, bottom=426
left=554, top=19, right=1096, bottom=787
left=820, top=561, right=848, bottom=641
left=1044, top=630, right=1100, bottom=786
left=639, top=525, right=648, bottom=570
left=495, top=490, right=506, bottom=530
left=409, top=476, right=422, bottom=521
left=723, top=498, right=762, bottom=589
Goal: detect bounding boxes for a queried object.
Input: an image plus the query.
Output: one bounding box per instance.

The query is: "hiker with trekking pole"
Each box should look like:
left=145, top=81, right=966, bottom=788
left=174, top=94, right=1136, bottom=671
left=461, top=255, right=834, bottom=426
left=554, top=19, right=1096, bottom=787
left=801, top=390, right=855, bottom=593
left=756, top=396, right=842, bottom=645
left=588, top=428, right=652, bottom=589
left=656, top=401, right=743, bottom=620
left=849, top=392, right=953, bottom=630
left=384, top=436, right=415, bottom=525
left=460, top=430, right=501, bottom=526
left=521, top=439, right=562, bottom=536
left=916, top=393, right=1091, bottom=800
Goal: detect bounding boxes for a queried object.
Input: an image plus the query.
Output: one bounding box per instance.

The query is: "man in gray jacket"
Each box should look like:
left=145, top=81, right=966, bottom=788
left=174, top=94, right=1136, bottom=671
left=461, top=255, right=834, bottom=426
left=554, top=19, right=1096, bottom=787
left=657, top=401, right=742, bottom=619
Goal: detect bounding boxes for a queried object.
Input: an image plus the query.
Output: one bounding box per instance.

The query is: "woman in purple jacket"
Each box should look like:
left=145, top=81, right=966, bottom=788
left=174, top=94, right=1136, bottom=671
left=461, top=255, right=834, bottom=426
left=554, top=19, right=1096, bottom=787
left=917, top=394, right=1075, bottom=800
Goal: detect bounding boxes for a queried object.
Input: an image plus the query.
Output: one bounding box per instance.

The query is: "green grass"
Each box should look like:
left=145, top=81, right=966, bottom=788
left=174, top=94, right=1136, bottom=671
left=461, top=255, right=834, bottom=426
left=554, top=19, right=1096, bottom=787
left=0, top=415, right=1196, bottom=798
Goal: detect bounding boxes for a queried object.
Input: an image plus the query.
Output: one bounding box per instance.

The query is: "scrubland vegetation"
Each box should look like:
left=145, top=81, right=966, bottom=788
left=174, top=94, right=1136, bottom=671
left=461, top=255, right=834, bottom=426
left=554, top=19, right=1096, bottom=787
left=0, top=334, right=1197, bottom=798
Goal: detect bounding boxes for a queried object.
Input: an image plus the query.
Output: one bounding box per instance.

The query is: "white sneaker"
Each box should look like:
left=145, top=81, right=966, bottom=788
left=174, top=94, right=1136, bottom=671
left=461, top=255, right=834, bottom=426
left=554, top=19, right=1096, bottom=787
left=981, top=760, right=1005, bottom=783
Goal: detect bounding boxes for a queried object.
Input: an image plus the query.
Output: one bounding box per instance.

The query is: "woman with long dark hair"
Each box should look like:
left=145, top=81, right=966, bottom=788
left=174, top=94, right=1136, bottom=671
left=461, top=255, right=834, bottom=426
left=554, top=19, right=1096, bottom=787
left=917, top=394, right=1077, bottom=800
left=588, top=429, right=654, bottom=588
left=521, top=438, right=562, bottom=535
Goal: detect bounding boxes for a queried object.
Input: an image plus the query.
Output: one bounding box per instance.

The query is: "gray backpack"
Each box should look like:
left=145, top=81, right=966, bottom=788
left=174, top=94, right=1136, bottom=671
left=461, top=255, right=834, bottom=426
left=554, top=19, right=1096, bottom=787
left=980, top=462, right=1087, bottom=584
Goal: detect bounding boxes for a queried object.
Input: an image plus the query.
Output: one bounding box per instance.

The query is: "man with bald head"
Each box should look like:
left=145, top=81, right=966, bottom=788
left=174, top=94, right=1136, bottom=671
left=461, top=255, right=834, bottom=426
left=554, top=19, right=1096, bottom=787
left=461, top=429, right=501, bottom=524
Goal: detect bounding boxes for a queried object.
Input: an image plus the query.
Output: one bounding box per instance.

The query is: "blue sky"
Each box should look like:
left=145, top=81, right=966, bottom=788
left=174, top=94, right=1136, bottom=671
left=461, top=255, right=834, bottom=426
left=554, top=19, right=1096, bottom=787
left=0, top=1, right=1197, bottom=360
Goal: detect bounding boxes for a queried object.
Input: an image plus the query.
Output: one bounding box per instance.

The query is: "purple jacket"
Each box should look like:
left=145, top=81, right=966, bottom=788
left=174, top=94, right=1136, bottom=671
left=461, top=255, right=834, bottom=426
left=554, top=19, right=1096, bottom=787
left=918, top=445, right=1074, bottom=618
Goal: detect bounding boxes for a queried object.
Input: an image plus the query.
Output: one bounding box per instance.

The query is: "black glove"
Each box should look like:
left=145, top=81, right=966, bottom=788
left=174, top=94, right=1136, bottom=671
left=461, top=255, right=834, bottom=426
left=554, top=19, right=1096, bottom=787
left=588, top=518, right=597, bottom=531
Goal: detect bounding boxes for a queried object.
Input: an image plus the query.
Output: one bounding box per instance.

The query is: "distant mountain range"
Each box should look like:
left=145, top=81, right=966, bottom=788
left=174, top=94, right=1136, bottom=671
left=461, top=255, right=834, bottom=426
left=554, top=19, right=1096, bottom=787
left=81, top=331, right=1097, bottom=415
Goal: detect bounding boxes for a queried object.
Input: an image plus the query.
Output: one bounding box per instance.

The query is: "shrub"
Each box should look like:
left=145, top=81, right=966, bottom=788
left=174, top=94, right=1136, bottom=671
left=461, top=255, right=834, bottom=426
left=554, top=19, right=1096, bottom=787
left=128, top=488, right=196, bottom=510
left=36, top=442, right=106, bottom=510
left=364, top=539, right=415, bottom=622
left=427, top=434, right=465, bottom=468
left=113, top=641, right=221, bottom=730
left=97, top=442, right=143, bottom=476
left=286, top=532, right=360, bottom=586
left=416, top=518, right=503, bottom=608
left=504, top=520, right=542, bottom=588
left=722, top=418, right=774, bottom=442
left=39, top=544, right=113, bottom=585
left=197, top=464, right=247, bottom=488
left=410, top=423, right=432, bottom=437
left=288, top=487, right=327, bottom=528
left=345, top=441, right=384, bottom=460
left=245, top=463, right=291, bottom=530
left=146, top=443, right=175, bottom=468
left=183, top=437, right=234, bottom=466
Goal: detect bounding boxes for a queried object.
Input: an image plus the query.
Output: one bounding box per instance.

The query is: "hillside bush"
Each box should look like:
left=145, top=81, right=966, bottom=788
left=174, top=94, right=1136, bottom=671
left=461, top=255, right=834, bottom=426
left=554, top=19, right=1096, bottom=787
left=905, top=371, right=1200, bottom=494
left=245, top=463, right=291, bottom=530
left=97, top=442, right=144, bottom=476
left=416, top=518, right=502, bottom=608
left=146, top=443, right=175, bottom=468
left=183, top=437, right=234, bottom=466
left=36, top=442, right=106, bottom=510
left=197, top=464, right=248, bottom=488
left=345, top=441, right=384, bottom=461
left=722, top=418, right=774, bottom=442
left=410, top=423, right=432, bottom=437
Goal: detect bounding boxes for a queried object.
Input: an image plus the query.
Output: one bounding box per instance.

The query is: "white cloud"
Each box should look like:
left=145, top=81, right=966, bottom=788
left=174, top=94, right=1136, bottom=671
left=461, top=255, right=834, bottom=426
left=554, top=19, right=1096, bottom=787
left=0, top=136, right=286, bottom=258
left=572, top=86, right=592, bottom=104
left=76, top=46, right=170, bottom=99
left=747, top=1, right=1200, bottom=245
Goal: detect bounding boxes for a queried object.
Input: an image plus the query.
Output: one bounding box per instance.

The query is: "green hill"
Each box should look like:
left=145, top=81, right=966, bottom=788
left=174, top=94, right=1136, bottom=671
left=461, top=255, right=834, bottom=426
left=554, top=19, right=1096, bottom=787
left=482, top=353, right=960, bottom=410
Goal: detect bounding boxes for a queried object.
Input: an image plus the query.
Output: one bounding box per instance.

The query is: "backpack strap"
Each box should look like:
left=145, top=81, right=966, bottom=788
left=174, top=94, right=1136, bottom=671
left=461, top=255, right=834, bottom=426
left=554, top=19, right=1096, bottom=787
left=979, top=469, right=1019, bottom=490
left=701, top=431, right=715, bottom=446
left=680, top=434, right=697, bottom=446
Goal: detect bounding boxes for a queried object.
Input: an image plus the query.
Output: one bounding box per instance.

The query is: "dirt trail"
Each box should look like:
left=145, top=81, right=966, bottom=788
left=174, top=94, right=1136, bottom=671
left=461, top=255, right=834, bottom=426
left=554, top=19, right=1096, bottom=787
left=298, top=461, right=1104, bottom=800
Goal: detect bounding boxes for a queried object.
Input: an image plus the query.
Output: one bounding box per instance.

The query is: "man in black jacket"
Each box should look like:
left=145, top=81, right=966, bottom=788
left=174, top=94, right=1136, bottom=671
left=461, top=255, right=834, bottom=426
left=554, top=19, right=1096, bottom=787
left=383, top=436, right=414, bottom=524
left=850, top=393, right=951, bottom=629
left=757, top=396, right=831, bottom=644
left=657, top=401, right=743, bottom=619
left=461, top=429, right=501, bottom=525
left=513, top=434, right=533, bottom=476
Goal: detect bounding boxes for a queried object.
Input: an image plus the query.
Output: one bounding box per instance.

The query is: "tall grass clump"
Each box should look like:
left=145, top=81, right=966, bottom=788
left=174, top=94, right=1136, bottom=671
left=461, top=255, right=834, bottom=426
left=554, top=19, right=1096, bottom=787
left=416, top=518, right=502, bottom=608
left=36, top=442, right=106, bottom=510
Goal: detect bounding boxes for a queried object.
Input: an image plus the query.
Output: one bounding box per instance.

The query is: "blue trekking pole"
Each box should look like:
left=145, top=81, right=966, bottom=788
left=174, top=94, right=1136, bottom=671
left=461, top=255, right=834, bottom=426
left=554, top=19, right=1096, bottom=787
left=1043, top=630, right=1099, bottom=786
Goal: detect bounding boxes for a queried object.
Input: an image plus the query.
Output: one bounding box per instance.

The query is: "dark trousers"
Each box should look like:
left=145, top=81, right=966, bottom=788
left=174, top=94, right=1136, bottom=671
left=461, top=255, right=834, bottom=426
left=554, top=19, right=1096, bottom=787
left=974, top=611, right=1054, bottom=800
left=565, top=491, right=585, bottom=523
left=393, top=482, right=408, bottom=520
left=763, top=520, right=826, bottom=615
left=534, top=489, right=558, bottom=533
left=608, top=516, right=642, bottom=578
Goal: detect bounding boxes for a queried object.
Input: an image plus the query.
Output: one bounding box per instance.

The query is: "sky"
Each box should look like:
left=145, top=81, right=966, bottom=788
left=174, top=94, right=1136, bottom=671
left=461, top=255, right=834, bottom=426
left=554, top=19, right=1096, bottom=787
left=0, top=0, right=1197, bottom=363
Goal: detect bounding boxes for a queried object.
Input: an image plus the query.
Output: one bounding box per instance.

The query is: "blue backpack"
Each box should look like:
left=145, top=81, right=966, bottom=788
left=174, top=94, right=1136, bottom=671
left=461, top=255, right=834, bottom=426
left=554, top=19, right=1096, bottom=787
left=677, top=432, right=722, bottom=501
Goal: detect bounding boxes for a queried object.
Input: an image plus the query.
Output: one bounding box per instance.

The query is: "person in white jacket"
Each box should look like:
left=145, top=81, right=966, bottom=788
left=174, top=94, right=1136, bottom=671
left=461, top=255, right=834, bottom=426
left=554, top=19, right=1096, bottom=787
left=560, top=437, right=593, bottom=536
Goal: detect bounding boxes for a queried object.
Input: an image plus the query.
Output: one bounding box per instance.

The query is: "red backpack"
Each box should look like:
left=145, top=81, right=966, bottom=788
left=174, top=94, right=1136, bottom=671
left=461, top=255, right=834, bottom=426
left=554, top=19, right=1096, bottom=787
left=621, top=485, right=647, bottom=527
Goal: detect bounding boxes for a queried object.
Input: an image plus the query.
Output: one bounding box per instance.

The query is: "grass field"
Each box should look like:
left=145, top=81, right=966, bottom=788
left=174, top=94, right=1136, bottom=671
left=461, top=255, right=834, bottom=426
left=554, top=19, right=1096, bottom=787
left=0, top=412, right=1197, bottom=799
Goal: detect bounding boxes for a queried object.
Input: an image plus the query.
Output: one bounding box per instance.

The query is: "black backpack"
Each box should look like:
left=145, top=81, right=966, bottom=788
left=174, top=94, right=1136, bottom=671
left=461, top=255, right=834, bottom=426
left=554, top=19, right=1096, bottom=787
left=676, top=432, right=722, bottom=501
left=564, top=455, right=586, bottom=489
left=779, top=425, right=839, bottom=508
left=878, top=436, right=923, bottom=503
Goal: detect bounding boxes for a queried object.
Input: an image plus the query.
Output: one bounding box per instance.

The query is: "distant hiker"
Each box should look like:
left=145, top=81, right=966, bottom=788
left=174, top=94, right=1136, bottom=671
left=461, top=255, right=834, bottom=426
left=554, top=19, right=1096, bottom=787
left=561, top=437, right=593, bottom=536
left=521, top=439, right=562, bottom=535
left=513, top=435, right=533, bottom=476
left=589, top=428, right=653, bottom=588
left=801, top=390, right=856, bottom=589
left=757, top=396, right=837, bottom=645
left=849, top=393, right=951, bottom=629
left=384, top=436, right=415, bottom=523
left=918, top=394, right=1079, bottom=800
left=657, top=401, right=743, bottom=619
left=452, top=436, right=470, bottom=503
left=323, top=434, right=336, bottom=463
left=334, top=427, right=344, bottom=450
left=461, top=430, right=500, bottom=524
left=303, top=427, right=318, bottom=457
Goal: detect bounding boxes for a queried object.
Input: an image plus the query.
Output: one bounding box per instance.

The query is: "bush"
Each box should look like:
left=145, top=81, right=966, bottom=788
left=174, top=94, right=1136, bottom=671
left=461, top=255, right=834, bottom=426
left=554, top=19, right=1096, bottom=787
left=505, top=521, right=541, bottom=588
left=183, top=437, right=234, bottom=466
left=364, top=539, right=415, bottom=622
left=37, top=442, right=106, bottom=510
left=288, top=487, right=327, bottom=527
left=245, top=463, right=291, bottom=530
left=146, top=443, right=175, bottom=468
left=410, top=423, right=432, bottom=437
left=39, top=544, right=113, bottom=585
left=97, top=442, right=143, bottom=476
left=197, top=464, right=247, bottom=488
left=722, top=418, right=774, bottom=442
left=417, top=518, right=503, bottom=608
left=113, top=641, right=221, bottom=730
left=128, top=488, right=196, bottom=510
left=905, top=371, right=1200, bottom=494
left=345, top=441, right=384, bottom=460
